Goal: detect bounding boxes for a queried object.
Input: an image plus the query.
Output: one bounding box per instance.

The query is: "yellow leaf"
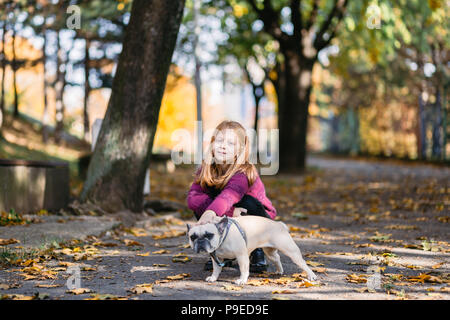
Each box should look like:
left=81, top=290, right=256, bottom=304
left=166, top=273, right=190, bottom=281
left=272, top=289, right=296, bottom=294
left=0, top=238, right=20, bottom=246
left=129, top=283, right=153, bottom=294
left=123, top=239, right=143, bottom=246
left=152, top=249, right=170, bottom=254
left=223, top=285, right=243, bottom=291
left=66, top=288, right=92, bottom=295
left=136, top=252, right=150, bottom=257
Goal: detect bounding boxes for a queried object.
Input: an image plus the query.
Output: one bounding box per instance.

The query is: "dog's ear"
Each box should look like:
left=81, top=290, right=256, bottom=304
left=186, top=223, right=192, bottom=233
left=215, top=216, right=228, bottom=235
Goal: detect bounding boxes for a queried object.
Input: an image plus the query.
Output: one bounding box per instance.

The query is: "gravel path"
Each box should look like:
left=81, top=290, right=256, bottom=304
left=1, top=155, right=448, bottom=300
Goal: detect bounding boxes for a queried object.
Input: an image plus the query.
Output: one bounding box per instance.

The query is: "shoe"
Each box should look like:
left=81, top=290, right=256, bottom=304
left=204, top=258, right=236, bottom=271
left=250, top=248, right=268, bottom=273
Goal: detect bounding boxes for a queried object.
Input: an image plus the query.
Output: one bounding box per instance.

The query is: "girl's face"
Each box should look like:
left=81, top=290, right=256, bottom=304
left=213, top=129, right=240, bottom=164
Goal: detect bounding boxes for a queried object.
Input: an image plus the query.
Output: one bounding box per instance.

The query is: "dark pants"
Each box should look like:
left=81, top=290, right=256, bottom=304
left=233, top=194, right=271, bottom=219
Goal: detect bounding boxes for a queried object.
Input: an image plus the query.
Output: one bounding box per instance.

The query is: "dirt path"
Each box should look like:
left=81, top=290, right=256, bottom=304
left=1, top=155, right=448, bottom=300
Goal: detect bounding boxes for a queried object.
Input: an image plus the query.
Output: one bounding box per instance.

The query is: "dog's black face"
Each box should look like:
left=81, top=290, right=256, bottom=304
left=187, top=217, right=228, bottom=254
left=189, top=231, right=215, bottom=253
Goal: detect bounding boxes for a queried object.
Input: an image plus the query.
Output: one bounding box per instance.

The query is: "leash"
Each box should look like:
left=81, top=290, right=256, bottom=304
left=210, top=218, right=247, bottom=267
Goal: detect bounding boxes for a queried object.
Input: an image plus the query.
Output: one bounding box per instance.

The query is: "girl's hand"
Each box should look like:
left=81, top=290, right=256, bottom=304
left=197, top=210, right=219, bottom=225
left=232, top=207, right=247, bottom=217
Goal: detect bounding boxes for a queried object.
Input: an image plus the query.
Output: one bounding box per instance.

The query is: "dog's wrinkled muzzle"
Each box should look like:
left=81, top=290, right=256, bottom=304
left=194, top=239, right=209, bottom=253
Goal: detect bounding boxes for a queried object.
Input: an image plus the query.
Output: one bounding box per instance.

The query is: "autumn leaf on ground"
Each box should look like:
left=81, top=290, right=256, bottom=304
left=297, top=280, right=315, bottom=288
left=431, top=262, right=444, bottom=269
left=223, top=285, right=242, bottom=291
left=85, top=294, right=127, bottom=300
left=166, top=273, right=190, bottom=281
left=312, top=267, right=327, bottom=273
left=306, top=260, right=324, bottom=267
left=0, top=238, right=20, bottom=246
left=172, top=253, right=191, bottom=263
left=247, top=279, right=271, bottom=286
left=152, top=230, right=186, bottom=240
left=1, top=294, right=36, bottom=300
left=128, top=283, right=153, bottom=294
left=124, top=227, right=148, bottom=237
left=369, top=232, right=391, bottom=242
left=123, top=239, right=143, bottom=246
left=407, top=273, right=447, bottom=284
left=92, top=242, right=118, bottom=247
left=153, top=264, right=169, bottom=267
left=346, top=274, right=368, bottom=283
left=136, top=252, right=150, bottom=257
left=384, top=224, right=418, bottom=230
left=272, top=289, right=296, bottom=294
left=152, top=249, right=170, bottom=254
left=66, top=288, right=92, bottom=295
left=35, top=283, right=62, bottom=288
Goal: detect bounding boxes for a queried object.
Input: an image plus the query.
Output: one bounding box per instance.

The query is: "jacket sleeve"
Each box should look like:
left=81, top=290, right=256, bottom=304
left=186, top=182, right=214, bottom=219
left=205, top=173, right=249, bottom=217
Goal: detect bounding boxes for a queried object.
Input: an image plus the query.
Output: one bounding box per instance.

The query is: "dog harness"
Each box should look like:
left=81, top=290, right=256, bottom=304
left=210, top=218, right=247, bottom=267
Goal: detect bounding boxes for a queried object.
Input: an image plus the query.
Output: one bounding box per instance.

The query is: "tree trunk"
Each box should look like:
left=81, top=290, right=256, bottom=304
left=11, top=19, right=18, bottom=117
left=0, top=17, right=6, bottom=116
left=80, top=0, right=185, bottom=213
left=83, top=38, right=91, bottom=141
left=277, top=48, right=314, bottom=171
left=42, top=19, right=49, bottom=143
left=432, top=88, right=442, bottom=159
left=54, top=31, right=65, bottom=143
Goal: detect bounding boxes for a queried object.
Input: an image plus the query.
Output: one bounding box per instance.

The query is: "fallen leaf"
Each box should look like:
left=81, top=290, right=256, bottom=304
left=136, top=252, right=150, bottom=257
left=272, top=289, right=296, bottom=294
left=346, top=274, right=368, bottom=284
left=123, top=239, right=143, bottom=247
left=223, top=285, right=243, bottom=291
left=152, top=249, right=170, bottom=254
left=0, top=238, right=20, bottom=246
left=128, top=283, right=153, bottom=294
left=166, top=273, right=190, bottom=281
left=306, top=260, right=324, bottom=267
left=66, top=288, right=92, bottom=295
left=35, top=283, right=62, bottom=288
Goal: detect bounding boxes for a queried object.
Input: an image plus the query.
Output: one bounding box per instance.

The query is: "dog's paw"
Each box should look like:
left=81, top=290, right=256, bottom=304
left=234, top=278, right=247, bottom=286
left=206, top=276, right=217, bottom=282
left=308, top=273, right=318, bottom=281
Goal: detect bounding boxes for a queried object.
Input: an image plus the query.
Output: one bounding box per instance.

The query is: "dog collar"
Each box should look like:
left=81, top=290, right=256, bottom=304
left=210, top=218, right=247, bottom=267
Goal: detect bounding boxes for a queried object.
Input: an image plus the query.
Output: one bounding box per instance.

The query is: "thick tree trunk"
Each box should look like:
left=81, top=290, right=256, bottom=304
left=80, top=0, right=185, bottom=213
left=83, top=38, right=91, bottom=141
left=277, top=48, right=314, bottom=172
left=0, top=17, right=6, bottom=116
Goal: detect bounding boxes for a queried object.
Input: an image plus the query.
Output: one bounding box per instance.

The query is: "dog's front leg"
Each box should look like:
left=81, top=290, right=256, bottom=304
left=234, top=253, right=250, bottom=285
left=206, top=258, right=222, bottom=282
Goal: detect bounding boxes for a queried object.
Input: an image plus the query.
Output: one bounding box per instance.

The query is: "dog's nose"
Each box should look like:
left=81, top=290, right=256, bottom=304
left=194, top=239, right=208, bottom=253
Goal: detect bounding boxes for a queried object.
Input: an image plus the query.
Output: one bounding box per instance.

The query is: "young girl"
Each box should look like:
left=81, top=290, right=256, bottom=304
left=186, top=120, right=277, bottom=272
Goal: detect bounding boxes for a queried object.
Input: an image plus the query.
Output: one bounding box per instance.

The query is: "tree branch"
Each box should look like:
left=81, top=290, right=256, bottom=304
left=290, top=0, right=302, bottom=41
left=305, top=0, right=319, bottom=30
left=313, top=0, right=348, bottom=51
left=246, top=0, right=289, bottom=44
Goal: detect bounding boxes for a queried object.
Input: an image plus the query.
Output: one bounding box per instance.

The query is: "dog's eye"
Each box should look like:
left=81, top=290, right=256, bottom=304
left=204, top=232, right=214, bottom=240
left=190, top=234, right=198, bottom=241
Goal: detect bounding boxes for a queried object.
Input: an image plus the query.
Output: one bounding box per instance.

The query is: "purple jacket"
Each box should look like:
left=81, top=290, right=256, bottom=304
left=186, top=170, right=277, bottom=220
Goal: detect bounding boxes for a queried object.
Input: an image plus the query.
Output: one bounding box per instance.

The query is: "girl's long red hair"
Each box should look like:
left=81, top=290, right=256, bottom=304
left=194, top=120, right=257, bottom=190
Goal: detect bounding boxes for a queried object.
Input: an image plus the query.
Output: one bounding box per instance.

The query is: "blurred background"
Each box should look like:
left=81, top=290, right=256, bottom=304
left=0, top=0, right=448, bottom=175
